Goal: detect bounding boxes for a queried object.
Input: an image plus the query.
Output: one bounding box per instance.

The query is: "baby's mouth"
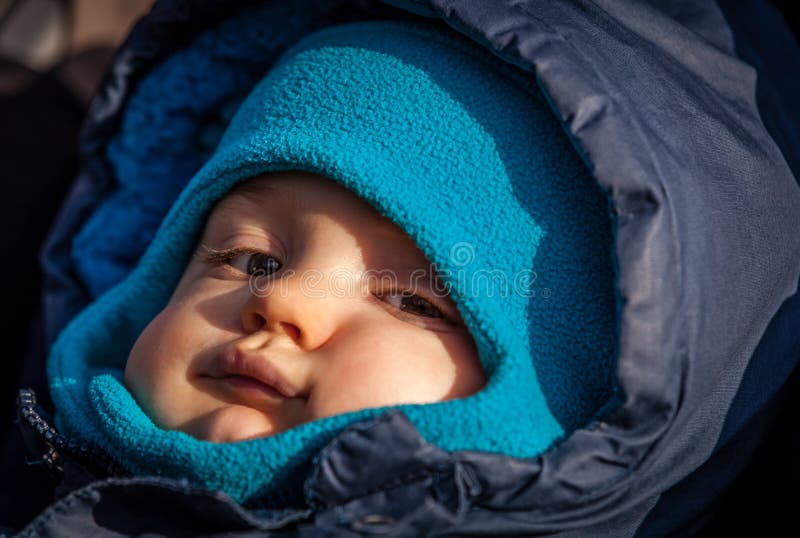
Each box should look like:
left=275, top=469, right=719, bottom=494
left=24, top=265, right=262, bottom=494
left=200, top=346, right=304, bottom=405
left=211, top=374, right=286, bottom=402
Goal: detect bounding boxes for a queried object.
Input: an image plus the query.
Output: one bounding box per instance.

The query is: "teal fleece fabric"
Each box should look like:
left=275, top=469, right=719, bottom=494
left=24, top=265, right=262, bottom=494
left=49, top=19, right=619, bottom=505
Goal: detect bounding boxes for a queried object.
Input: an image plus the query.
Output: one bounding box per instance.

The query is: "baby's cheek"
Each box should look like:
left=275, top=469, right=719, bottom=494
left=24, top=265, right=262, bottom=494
left=446, top=331, right=485, bottom=388
left=125, top=312, right=169, bottom=386
left=308, top=340, right=454, bottom=416
left=123, top=309, right=190, bottom=427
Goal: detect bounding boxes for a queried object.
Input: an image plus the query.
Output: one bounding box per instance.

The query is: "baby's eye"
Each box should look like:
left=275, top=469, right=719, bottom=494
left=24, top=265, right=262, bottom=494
left=200, top=246, right=282, bottom=277
left=238, top=252, right=281, bottom=276
left=376, top=290, right=446, bottom=319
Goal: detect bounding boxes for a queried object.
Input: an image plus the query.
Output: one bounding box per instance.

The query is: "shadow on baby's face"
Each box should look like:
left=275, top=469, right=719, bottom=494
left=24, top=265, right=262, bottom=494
left=123, top=170, right=485, bottom=443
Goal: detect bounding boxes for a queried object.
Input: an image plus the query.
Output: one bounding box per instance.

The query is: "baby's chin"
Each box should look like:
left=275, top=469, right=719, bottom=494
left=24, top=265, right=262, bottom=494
left=175, top=405, right=284, bottom=443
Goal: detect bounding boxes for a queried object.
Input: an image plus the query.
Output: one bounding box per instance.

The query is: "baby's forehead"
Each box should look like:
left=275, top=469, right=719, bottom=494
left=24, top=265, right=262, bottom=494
left=211, top=173, right=413, bottom=241
left=216, top=176, right=287, bottom=208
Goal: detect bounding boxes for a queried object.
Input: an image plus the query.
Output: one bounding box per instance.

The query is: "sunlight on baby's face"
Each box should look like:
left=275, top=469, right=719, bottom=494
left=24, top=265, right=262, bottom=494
left=123, top=171, right=485, bottom=442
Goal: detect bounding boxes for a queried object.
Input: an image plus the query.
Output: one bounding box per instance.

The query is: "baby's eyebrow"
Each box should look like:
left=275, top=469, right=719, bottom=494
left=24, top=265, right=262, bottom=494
left=218, top=182, right=301, bottom=215
left=385, top=264, right=449, bottom=294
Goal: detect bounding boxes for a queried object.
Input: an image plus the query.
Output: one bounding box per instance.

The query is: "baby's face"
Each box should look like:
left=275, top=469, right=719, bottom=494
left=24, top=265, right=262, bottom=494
left=124, top=171, right=485, bottom=442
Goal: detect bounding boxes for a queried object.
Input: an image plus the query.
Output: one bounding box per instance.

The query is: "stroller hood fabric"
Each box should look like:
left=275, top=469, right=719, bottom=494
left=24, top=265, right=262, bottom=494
left=30, top=0, right=800, bottom=536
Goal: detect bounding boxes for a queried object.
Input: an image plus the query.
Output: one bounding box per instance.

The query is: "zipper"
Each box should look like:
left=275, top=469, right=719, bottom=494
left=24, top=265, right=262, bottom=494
left=16, top=388, right=129, bottom=481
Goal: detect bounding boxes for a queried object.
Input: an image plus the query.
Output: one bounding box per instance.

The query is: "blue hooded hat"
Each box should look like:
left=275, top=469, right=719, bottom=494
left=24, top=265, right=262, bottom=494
left=49, top=17, right=618, bottom=504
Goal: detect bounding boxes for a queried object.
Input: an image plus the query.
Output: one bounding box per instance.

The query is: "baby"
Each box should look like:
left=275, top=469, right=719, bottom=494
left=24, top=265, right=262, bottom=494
left=44, top=16, right=616, bottom=508
left=124, top=171, right=486, bottom=443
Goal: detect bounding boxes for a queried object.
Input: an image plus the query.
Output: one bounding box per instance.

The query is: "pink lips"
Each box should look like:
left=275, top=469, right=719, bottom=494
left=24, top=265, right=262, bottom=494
left=206, top=346, right=301, bottom=400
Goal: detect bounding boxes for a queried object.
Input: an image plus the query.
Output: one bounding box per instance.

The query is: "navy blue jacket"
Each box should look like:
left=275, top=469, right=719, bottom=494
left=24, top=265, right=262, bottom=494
left=3, top=1, right=799, bottom=536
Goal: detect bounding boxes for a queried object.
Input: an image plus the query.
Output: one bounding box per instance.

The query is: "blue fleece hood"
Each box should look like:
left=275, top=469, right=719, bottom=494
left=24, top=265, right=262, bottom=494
left=48, top=14, right=617, bottom=504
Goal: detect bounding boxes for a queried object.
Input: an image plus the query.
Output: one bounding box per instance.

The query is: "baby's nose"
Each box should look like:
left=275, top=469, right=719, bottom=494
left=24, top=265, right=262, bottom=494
left=239, top=271, right=342, bottom=350
left=243, top=311, right=300, bottom=342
